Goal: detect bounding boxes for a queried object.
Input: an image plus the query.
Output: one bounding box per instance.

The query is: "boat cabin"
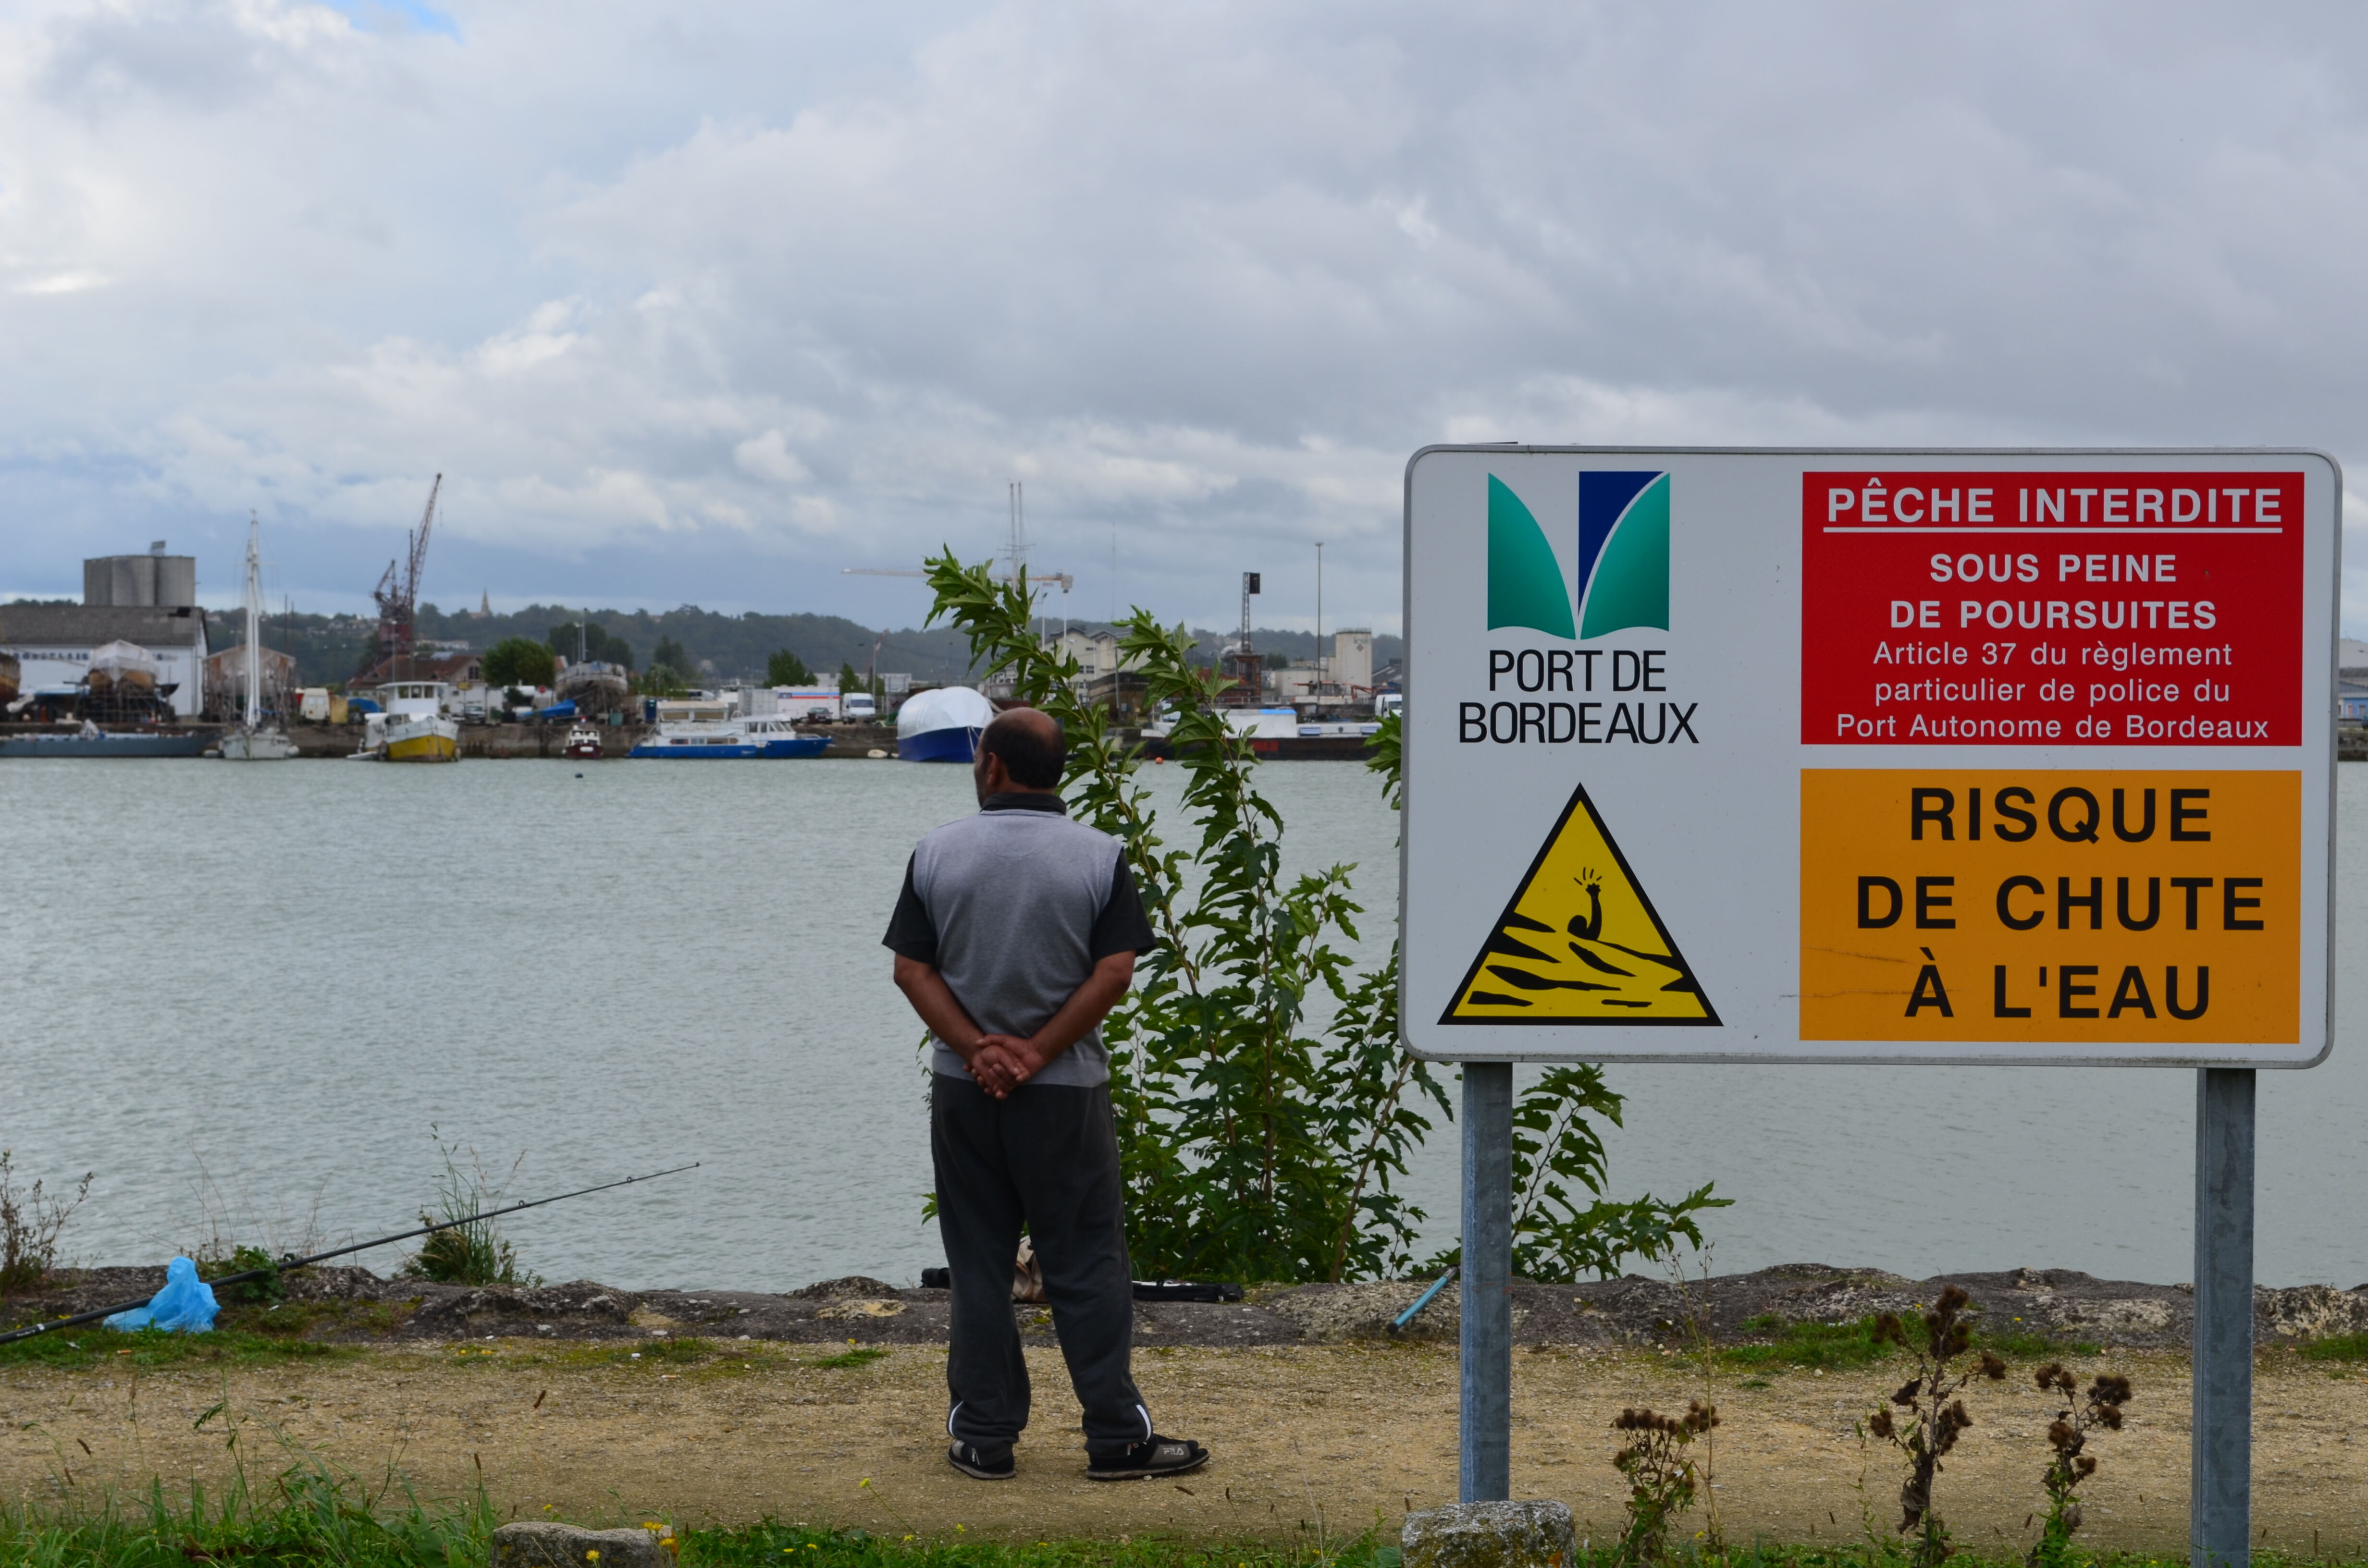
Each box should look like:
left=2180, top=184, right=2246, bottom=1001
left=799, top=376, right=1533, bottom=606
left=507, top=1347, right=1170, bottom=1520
left=376, top=681, right=454, bottom=717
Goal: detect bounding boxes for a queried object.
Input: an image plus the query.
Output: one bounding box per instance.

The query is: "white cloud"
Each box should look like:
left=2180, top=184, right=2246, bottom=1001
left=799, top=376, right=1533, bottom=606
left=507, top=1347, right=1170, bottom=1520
left=733, top=430, right=812, bottom=486
left=4, top=0, right=2368, bottom=631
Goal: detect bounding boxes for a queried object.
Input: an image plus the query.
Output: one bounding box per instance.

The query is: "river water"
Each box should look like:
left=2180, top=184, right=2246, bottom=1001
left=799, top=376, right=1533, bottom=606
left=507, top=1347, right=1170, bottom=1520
left=0, top=755, right=2362, bottom=1291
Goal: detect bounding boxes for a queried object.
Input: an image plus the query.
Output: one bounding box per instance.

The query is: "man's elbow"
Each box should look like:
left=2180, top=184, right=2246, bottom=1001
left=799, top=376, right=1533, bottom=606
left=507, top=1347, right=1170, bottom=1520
left=1098, top=951, right=1137, bottom=991
left=892, top=954, right=935, bottom=994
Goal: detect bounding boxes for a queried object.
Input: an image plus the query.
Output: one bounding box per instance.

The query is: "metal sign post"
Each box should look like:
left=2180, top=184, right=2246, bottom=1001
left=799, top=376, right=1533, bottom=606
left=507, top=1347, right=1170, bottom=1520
left=1401, top=448, right=2337, bottom=1532
left=2194, top=1067, right=2256, bottom=1564
left=1458, top=1063, right=1513, bottom=1503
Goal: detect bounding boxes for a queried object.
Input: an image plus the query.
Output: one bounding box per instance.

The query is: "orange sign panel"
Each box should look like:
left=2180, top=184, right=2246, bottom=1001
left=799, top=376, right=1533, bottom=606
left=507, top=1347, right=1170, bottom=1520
left=1800, top=770, right=2298, bottom=1045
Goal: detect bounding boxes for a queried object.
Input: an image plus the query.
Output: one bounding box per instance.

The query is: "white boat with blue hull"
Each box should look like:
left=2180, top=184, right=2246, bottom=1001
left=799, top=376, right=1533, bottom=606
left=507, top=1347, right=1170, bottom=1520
left=630, top=715, right=830, bottom=759
left=896, top=686, right=996, bottom=763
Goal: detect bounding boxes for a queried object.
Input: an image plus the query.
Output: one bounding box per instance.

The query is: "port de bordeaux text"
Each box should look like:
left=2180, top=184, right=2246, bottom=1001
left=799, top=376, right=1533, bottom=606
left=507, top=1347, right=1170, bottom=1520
left=1456, top=648, right=1698, bottom=746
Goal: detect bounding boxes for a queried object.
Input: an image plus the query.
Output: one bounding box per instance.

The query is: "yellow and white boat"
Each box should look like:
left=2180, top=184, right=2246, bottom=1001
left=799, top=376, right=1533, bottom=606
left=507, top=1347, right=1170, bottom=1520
left=356, top=680, right=461, bottom=762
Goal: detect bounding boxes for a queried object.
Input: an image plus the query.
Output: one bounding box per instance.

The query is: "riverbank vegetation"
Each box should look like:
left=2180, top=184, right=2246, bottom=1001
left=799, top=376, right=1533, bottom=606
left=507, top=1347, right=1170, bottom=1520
left=925, top=553, right=1719, bottom=1286
left=0, top=1486, right=2354, bottom=1568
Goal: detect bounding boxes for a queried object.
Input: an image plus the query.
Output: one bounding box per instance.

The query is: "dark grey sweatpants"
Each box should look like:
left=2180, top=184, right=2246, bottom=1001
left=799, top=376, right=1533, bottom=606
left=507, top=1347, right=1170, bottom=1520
left=931, top=1074, right=1150, bottom=1456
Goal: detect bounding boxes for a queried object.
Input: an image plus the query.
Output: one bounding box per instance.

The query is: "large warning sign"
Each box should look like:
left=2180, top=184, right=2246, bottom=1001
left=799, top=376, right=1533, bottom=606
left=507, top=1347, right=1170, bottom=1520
left=1401, top=446, right=2336, bottom=1066
left=1800, top=770, right=2299, bottom=1044
left=1441, top=783, right=1717, bottom=1025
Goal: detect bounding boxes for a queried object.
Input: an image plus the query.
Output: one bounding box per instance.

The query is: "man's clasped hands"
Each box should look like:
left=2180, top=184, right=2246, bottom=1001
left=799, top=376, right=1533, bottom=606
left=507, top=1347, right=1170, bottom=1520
left=965, top=1034, right=1046, bottom=1099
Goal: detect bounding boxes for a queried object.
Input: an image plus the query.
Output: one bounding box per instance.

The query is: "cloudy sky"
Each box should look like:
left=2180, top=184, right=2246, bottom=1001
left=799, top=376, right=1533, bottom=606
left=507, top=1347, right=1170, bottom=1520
left=5, top=0, right=2368, bottom=634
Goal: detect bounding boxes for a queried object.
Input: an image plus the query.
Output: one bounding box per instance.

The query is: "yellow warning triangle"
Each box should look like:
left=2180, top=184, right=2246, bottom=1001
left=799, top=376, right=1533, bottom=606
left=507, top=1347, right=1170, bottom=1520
left=1442, top=782, right=1719, bottom=1027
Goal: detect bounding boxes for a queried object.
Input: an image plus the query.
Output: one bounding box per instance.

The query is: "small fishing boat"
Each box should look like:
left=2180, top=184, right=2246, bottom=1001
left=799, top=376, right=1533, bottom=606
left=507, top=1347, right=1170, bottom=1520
left=353, top=681, right=461, bottom=761
left=563, top=721, right=604, bottom=760
left=628, top=714, right=831, bottom=758
left=895, top=686, right=995, bottom=763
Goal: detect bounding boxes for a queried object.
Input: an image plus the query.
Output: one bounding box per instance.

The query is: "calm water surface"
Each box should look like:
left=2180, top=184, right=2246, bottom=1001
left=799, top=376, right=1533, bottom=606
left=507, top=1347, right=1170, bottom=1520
left=1, top=756, right=2362, bottom=1289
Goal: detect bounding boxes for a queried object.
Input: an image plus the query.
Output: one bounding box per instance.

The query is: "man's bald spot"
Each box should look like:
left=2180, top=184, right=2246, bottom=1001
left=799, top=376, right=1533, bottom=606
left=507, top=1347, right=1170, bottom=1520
left=987, top=706, right=1061, bottom=747
left=980, top=705, right=1066, bottom=789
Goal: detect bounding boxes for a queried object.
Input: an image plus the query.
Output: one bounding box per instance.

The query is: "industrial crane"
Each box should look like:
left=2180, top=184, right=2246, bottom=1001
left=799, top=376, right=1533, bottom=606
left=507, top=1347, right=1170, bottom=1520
left=359, top=475, right=440, bottom=680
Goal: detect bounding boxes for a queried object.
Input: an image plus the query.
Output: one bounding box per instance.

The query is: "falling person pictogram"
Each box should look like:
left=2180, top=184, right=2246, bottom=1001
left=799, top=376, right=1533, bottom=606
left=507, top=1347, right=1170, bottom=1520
left=1442, top=782, right=1719, bottom=1026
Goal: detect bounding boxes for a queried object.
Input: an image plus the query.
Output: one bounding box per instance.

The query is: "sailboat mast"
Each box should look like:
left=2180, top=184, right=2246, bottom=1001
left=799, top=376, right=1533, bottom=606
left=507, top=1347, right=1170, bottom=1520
left=243, top=514, right=262, bottom=728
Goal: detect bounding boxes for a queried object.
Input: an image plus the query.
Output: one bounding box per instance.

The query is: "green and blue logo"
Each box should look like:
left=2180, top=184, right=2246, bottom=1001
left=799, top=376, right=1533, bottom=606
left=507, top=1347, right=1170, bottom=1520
left=1486, top=471, right=1670, bottom=639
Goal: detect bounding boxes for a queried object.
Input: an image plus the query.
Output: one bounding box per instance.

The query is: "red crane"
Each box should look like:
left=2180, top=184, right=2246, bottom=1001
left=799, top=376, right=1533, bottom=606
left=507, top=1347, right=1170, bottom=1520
left=360, top=475, right=440, bottom=680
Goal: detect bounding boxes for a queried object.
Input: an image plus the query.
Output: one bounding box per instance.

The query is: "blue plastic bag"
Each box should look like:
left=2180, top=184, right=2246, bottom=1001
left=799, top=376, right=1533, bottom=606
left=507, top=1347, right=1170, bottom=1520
left=104, top=1256, right=218, bottom=1334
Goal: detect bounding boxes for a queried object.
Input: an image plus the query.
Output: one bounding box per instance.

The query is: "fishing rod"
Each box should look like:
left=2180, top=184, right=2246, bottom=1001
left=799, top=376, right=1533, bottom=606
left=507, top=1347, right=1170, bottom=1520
left=0, top=1161, right=700, bottom=1348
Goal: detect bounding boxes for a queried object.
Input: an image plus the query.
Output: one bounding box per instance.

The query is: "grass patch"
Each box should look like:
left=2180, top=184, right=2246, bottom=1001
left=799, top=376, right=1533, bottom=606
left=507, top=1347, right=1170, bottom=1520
left=1721, top=1312, right=2098, bottom=1373
left=807, top=1345, right=890, bottom=1370
left=0, top=1323, right=358, bottom=1372
left=686, top=1523, right=1401, bottom=1568
left=546, top=1336, right=719, bottom=1370
left=2301, top=1331, right=2368, bottom=1361
left=224, top=1297, right=419, bottom=1341
left=536, top=1336, right=788, bottom=1379
left=1, top=1484, right=2366, bottom=1568
left=1977, top=1326, right=2099, bottom=1359
left=1720, top=1314, right=1894, bottom=1372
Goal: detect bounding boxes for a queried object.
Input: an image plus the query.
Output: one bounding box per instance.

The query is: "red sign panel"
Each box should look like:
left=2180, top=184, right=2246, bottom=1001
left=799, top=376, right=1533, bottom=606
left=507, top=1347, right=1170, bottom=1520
left=1800, top=471, right=2306, bottom=747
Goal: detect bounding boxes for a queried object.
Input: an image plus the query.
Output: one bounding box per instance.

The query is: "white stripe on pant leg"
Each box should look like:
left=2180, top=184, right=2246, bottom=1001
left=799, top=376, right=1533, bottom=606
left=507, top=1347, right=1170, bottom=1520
left=1137, top=1403, right=1152, bottom=1440
left=948, top=1402, right=962, bottom=1438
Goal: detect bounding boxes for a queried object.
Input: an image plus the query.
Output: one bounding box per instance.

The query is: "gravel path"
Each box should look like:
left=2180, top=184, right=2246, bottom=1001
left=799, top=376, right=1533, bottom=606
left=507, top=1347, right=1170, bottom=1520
left=3, top=1337, right=2364, bottom=1553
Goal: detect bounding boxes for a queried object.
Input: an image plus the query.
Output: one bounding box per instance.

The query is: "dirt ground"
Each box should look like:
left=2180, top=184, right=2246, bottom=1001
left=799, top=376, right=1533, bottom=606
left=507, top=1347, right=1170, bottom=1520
left=3, top=1339, right=2363, bottom=1555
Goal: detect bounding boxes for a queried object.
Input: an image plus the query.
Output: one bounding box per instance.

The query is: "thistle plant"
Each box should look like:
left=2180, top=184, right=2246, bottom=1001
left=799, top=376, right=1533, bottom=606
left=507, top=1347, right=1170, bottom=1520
left=1611, top=1400, right=1717, bottom=1568
left=1865, top=1285, right=2006, bottom=1568
left=2028, top=1363, right=2132, bottom=1568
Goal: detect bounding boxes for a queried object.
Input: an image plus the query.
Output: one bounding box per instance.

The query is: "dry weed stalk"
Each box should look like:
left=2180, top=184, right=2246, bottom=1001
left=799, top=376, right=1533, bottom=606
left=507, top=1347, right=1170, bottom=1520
left=2029, top=1362, right=2132, bottom=1568
left=1665, top=1246, right=1725, bottom=1558
left=1611, top=1399, right=1717, bottom=1568
left=0, top=1152, right=92, bottom=1295
left=1865, top=1284, right=2005, bottom=1568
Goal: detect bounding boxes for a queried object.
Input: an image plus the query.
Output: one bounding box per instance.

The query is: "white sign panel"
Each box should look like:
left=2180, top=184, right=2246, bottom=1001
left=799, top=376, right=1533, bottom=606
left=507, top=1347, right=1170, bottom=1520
left=1400, top=447, right=2338, bottom=1066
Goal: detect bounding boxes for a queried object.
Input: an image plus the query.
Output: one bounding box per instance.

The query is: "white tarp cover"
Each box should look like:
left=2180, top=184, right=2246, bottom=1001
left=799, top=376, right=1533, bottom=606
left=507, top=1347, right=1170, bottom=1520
left=86, top=640, right=159, bottom=687
left=897, top=685, right=997, bottom=741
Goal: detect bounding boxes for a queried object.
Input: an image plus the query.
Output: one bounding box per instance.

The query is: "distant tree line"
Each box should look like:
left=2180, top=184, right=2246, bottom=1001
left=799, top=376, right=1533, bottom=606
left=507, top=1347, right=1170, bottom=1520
left=213, top=597, right=1399, bottom=692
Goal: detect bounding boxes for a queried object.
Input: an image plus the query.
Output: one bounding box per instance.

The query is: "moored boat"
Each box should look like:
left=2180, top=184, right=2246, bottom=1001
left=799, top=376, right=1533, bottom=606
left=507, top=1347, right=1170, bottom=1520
left=0, top=720, right=212, bottom=758
left=563, top=721, right=604, bottom=760
left=219, top=514, right=297, bottom=762
left=354, top=681, right=460, bottom=761
left=628, top=713, right=831, bottom=758
left=895, top=686, right=995, bottom=763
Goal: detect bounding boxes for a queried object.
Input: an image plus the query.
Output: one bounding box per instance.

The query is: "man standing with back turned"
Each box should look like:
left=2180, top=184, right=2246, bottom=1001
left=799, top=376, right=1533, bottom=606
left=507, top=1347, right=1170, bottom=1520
left=885, top=707, right=1208, bottom=1482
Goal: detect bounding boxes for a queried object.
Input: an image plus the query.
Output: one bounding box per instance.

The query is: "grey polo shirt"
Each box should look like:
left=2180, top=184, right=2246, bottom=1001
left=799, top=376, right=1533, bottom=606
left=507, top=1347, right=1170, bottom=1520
left=883, top=792, right=1156, bottom=1087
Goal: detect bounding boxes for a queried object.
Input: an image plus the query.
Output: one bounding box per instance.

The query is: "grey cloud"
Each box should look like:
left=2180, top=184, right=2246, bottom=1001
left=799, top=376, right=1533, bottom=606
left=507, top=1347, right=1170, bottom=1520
left=6, top=0, right=2368, bottom=632
left=37, top=0, right=355, bottom=113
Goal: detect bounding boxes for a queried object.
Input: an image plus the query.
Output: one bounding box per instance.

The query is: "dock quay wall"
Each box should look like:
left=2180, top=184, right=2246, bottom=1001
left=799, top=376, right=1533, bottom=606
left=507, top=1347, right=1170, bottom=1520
left=259, top=722, right=911, bottom=759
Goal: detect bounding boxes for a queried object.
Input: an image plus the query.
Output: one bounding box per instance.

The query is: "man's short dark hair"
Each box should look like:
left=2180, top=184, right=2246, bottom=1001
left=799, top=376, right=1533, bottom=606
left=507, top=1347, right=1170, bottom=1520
left=981, top=710, right=1065, bottom=788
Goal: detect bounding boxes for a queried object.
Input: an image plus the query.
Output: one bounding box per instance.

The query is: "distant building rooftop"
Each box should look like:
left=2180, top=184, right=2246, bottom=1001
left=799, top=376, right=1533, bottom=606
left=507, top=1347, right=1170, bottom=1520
left=0, top=602, right=207, bottom=649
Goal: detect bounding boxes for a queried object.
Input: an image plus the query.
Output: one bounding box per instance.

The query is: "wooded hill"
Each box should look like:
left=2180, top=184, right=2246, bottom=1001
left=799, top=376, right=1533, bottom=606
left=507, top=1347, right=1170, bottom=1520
left=202, top=600, right=1403, bottom=690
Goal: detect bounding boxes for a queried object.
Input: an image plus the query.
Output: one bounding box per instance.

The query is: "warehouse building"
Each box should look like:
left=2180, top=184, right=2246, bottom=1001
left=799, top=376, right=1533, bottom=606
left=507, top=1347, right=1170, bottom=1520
left=0, top=545, right=211, bottom=718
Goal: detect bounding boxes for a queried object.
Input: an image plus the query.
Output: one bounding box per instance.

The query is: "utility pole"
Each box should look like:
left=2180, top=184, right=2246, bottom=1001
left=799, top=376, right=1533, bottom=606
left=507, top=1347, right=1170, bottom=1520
left=1315, top=541, right=1325, bottom=711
